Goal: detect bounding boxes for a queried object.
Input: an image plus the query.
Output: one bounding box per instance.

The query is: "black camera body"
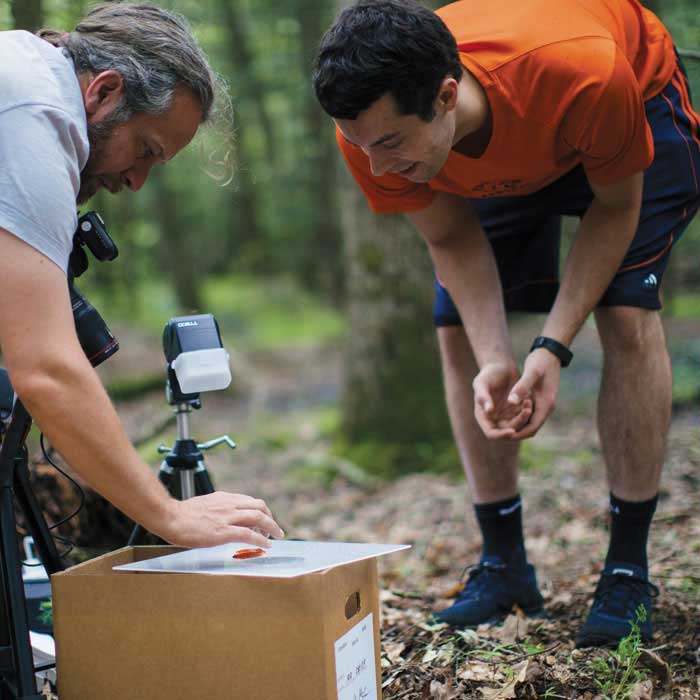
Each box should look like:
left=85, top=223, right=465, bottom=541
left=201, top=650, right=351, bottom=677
left=163, top=314, right=230, bottom=405
left=69, top=212, right=119, bottom=367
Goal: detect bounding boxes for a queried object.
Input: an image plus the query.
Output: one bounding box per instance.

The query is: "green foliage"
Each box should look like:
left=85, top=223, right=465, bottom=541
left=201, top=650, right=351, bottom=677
left=520, top=442, right=558, bottom=473
left=666, top=294, right=700, bottom=319
left=335, top=437, right=461, bottom=480
left=202, top=275, right=345, bottom=350
left=39, top=599, right=52, bottom=626
left=81, top=273, right=345, bottom=352
left=105, top=373, right=165, bottom=401
left=589, top=605, right=650, bottom=700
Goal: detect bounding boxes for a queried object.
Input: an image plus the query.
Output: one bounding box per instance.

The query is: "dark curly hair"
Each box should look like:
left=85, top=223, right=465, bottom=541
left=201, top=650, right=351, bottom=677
left=313, top=0, right=463, bottom=122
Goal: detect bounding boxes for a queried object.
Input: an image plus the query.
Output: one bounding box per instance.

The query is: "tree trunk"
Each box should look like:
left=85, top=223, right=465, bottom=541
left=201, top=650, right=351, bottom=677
left=340, top=175, right=452, bottom=474
left=213, top=0, right=269, bottom=270
left=296, top=0, right=345, bottom=303
left=152, top=171, right=202, bottom=313
left=217, top=0, right=276, bottom=162
left=11, top=0, right=42, bottom=32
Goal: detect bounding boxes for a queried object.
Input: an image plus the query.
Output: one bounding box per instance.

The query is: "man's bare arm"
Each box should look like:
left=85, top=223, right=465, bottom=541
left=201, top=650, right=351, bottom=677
left=542, top=172, right=644, bottom=344
left=0, top=228, right=283, bottom=547
left=407, top=192, right=530, bottom=437
left=407, top=192, right=513, bottom=367
left=508, top=171, right=644, bottom=438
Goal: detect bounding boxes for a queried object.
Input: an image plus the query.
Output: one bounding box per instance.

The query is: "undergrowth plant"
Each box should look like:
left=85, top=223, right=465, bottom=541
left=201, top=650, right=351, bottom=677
left=590, top=605, right=650, bottom=700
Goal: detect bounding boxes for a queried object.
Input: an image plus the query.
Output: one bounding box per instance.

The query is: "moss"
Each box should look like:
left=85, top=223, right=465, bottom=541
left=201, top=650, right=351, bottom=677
left=334, top=437, right=461, bottom=480
left=105, top=373, right=164, bottom=401
left=357, top=241, right=386, bottom=276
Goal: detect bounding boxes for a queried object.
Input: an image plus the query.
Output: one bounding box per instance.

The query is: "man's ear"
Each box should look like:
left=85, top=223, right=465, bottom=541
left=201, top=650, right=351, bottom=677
left=83, top=70, right=125, bottom=123
left=435, top=77, right=459, bottom=114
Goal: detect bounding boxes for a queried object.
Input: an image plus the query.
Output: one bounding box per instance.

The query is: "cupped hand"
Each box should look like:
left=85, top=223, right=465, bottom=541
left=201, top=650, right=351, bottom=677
left=472, top=362, right=533, bottom=439
left=158, top=491, right=285, bottom=548
left=505, top=348, right=562, bottom=439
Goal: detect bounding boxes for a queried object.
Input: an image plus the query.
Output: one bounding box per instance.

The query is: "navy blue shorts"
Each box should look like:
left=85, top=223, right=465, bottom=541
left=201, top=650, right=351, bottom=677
left=434, top=56, right=700, bottom=326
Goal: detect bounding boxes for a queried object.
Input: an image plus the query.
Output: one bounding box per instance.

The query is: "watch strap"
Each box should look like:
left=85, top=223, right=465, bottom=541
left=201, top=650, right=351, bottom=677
left=530, top=336, right=573, bottom=367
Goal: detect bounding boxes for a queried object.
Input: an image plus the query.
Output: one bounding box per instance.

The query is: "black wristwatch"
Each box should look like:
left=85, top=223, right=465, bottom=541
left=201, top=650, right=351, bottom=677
left=530, top=336, right=573, bottom=367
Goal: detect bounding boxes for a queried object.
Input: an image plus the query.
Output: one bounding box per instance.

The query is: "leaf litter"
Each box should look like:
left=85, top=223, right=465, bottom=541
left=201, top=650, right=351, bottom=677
left=109, top=336, right=700, bottom=699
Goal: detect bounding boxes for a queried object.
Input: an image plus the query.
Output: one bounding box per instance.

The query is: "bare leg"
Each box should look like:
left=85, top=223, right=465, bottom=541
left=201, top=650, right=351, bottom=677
left=576, top=307, right=667, bottom=647
left=437, top=326, right=519, bottom=503
left=435, top=327, right=544, bottom=626
left=594, top=307, right=670, bottom=501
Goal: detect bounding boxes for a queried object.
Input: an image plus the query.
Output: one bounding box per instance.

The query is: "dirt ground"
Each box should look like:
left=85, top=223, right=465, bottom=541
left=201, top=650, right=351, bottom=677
left=97, top=318, right=700, bottom=698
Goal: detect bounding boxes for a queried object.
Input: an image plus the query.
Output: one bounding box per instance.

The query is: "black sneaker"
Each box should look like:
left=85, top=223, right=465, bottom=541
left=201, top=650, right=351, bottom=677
left=434, top=555, right=544, bottom=627
left=576, top=562, right=659, bottom=648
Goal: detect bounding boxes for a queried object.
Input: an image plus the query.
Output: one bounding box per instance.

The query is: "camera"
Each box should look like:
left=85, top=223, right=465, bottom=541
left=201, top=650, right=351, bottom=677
left=68, top=212, right=119, bottom=367
left=163, top=314, right=232, bottom=403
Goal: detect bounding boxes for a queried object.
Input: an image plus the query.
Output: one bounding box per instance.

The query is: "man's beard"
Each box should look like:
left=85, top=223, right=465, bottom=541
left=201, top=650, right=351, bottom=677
left=77, top=110, right=128, bottom=204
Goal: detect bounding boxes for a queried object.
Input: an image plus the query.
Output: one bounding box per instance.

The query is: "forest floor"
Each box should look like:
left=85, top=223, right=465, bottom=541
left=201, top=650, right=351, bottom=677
left=67, top=316, right=700, bottom=698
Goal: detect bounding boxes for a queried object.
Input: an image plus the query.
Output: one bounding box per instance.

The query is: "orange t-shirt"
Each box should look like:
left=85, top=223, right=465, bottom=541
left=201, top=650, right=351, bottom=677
left=338, top=0, right=677, bottom=213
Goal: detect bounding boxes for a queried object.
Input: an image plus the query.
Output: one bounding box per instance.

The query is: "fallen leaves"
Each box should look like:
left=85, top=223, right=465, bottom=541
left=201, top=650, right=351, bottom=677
left=496, top=613, right=529, bottom=644
left=427, top=678, right=458, bottom=699
left=638, top=648, right=672, bottom=687
left=626, top=679, right=654, bottom=700
left=477, top=660, right=544, bottom=699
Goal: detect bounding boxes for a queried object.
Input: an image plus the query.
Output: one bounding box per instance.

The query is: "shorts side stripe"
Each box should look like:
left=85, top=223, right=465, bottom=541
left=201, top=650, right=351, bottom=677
left=674, top=66, right=700, bottom=135
left=671, top=73, right=700, bottom=159
left=618, top=230, right=675, bottom=273
left=660, top=90, right=699, bottom=195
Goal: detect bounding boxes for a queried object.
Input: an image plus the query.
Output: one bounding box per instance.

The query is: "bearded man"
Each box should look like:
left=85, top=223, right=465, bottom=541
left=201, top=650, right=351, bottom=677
left=0, top=3, right=283, bottom=548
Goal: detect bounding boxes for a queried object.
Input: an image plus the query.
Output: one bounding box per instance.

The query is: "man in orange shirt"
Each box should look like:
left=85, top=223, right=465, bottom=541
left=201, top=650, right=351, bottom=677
left=314, top=0, right=700, bottom=646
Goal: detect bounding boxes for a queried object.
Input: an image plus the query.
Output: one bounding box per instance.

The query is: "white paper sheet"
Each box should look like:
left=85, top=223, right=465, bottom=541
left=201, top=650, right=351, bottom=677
left=113, top=540, right=410, bottom=578
left=335, top=612, right=377, bottom=700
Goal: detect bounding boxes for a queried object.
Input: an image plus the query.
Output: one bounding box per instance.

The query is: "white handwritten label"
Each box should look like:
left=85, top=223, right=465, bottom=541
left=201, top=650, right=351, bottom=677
left=334, top=612, right=377, bottom=700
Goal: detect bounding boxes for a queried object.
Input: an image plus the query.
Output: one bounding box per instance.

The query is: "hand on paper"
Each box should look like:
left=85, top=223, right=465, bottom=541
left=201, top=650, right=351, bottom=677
left=161, top=492, right=284, bottom=548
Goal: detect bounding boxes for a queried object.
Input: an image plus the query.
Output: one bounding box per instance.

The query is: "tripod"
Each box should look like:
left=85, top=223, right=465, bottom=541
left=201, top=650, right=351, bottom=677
left=0, top=383, right=65, bottom=700
left=127, top=388, right=236, bottom=545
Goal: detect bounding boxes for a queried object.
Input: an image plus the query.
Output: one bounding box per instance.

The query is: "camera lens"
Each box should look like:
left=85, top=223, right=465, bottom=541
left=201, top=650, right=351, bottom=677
left=69, top=284, right=119, bottom=367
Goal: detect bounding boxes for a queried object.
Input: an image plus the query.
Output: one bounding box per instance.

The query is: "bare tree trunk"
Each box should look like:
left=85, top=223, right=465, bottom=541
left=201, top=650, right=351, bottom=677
left=340, top=175, right=451, bottom=470
left=152, top=171, right=202, bottom=313
left=11, top=0, right=42, bottom=32
left=217, top=0, right=276, bottom=161
left=332, top=0, right=451, bottom=473
left=213, top=0, right=270, bottom=269
left=296, top=0, right=345, bottom=303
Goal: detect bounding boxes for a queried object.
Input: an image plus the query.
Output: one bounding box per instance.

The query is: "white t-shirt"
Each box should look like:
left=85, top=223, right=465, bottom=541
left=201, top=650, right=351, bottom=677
left=0, top=30, right=89, bottom=274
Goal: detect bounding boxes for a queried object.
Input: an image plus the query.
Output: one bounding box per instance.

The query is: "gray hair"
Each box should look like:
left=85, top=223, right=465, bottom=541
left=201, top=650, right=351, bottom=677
left=39, top=2, right=222, bottom=123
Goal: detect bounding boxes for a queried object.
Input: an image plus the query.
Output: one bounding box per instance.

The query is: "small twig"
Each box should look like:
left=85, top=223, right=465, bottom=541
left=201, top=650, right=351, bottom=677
left=678, top=47, right=700, bottom=61
left=508, top=641, right=562, bottom=665
left=653, top=511, right=693, bottom=523
left=651, top=572, right=700, bottom=582
left=132, top=413, right=176, bottom=449
left=385, top=688, right=419, bottom=700
left=465, top=641, right=561, bottom=666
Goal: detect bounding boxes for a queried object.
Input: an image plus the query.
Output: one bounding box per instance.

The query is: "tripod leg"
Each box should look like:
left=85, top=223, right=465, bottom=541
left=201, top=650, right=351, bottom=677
left=127, top=463, right=174, bottom=545
left=194, top=462, right=215, bottom=496
left=12, top=459, right=62, bottom=575
left=0, top=399, right=45, bottom=699
left=0, top=486, right=43, bottom=699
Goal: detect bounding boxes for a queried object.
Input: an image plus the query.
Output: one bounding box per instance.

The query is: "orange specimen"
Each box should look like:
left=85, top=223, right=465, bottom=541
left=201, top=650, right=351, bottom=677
left=232, top=547, right=266, bottom=560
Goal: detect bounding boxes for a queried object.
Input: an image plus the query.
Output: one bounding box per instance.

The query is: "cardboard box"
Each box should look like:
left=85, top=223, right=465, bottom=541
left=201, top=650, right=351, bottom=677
left=52, top=546, right=382, bottom=700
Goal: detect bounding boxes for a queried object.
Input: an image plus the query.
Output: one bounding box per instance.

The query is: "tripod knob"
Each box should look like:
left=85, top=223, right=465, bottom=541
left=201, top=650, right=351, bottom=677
left=197, top=435, right=236, bottom=451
